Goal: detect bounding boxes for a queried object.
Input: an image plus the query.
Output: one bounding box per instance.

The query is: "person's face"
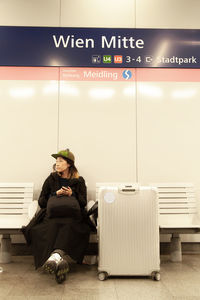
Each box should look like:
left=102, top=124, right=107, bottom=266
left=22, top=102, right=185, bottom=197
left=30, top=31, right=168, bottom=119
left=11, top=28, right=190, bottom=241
left=55, top=157, right=70, bottom=173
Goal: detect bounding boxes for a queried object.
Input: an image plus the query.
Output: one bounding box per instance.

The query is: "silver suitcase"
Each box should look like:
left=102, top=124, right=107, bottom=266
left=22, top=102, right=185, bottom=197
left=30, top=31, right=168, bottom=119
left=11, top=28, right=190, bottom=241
left=97, top=183, right=160, bottom=281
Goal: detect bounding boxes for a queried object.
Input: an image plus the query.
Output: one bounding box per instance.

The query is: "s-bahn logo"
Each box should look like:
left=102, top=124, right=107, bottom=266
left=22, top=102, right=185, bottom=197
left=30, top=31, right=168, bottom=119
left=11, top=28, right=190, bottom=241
left=122, top=70, right=132, bottom=80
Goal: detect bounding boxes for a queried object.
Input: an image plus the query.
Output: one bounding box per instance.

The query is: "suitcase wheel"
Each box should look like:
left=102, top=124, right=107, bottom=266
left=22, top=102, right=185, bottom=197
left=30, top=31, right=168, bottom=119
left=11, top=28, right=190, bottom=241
left=151, top=271, right=161, bottom=281
left=98, top=271, right=108, bottom=281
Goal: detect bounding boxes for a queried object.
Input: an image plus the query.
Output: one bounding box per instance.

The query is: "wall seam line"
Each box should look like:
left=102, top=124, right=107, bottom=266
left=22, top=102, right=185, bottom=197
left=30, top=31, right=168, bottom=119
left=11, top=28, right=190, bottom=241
left=135, top=68, right=138, bottom=183
left=135, top=0, right=138, bottom=183
left=59, top=0, right=62, bottom=27
left=57, top=0, right=62, bottom=151
left=57, top=69, right=61, bottom=151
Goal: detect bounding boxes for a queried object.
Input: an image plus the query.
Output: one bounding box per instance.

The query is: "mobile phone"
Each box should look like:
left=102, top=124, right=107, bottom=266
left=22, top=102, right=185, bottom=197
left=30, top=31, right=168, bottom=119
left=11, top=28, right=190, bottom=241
left=62, top=186, right=69, bottom=190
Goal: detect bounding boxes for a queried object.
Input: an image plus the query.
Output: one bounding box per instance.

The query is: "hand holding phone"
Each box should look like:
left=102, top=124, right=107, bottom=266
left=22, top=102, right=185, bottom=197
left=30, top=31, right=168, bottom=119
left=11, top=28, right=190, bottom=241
left=62, top=186, right=72, bottom=196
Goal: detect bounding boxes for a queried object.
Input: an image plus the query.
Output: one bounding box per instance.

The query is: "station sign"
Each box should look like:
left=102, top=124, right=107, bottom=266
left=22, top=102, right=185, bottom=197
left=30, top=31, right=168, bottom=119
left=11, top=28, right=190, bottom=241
left=0, top=26, right=200, bottom=68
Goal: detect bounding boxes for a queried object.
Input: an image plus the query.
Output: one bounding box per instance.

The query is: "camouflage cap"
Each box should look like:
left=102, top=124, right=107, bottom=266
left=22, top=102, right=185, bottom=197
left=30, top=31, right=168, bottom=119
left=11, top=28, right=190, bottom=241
left=51, top=148, right=75, bottom=162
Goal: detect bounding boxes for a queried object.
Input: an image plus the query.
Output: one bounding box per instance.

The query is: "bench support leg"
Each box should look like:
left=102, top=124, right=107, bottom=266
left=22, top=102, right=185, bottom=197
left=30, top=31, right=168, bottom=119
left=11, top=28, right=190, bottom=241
left=0, top=234, right=12, bottom=263
left=170, top=233, right=182, bottom=262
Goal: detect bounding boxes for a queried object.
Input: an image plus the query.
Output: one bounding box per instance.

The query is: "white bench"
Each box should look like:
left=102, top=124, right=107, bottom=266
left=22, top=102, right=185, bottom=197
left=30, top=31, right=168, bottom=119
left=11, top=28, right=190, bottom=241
left=152, top=183, right=200, bottom=262
left=0, top=183, right=37, bottom=263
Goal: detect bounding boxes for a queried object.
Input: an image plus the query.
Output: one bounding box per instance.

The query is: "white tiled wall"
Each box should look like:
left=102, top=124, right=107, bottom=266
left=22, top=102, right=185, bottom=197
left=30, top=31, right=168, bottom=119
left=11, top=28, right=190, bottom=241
left=61, top=0, right=136, bottom=28
left=59, top=80, right=136, bottom=194
left=0, top=79, right=59, bottom=192
left=137, top=81, right=200, bottom=186
left=0, top=0, right=60, bottom=26
left=136, top=0, right=200, bottom=29
left=1, top=0, right=200, bottom=243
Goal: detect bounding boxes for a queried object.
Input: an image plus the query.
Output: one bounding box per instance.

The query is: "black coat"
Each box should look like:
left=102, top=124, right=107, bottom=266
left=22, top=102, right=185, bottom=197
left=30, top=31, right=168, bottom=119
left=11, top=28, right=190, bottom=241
left=38, top=172, right=87, bottom=209
left=22, top=173, right=90, bottom=269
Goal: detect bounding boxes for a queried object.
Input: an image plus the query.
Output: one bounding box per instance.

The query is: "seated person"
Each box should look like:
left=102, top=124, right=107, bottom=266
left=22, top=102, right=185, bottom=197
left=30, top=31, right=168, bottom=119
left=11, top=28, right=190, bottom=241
left=22, top=148, right=90, bottom=284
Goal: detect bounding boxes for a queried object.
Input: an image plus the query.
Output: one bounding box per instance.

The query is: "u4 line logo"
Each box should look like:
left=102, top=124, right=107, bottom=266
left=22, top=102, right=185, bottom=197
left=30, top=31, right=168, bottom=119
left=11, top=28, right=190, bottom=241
left=103, top=55, right=123, bottom=64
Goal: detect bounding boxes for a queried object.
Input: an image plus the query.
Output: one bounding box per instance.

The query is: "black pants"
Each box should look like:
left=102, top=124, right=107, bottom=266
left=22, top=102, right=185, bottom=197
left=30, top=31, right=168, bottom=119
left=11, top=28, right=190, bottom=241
left=30, top=215, right=90, bottom=269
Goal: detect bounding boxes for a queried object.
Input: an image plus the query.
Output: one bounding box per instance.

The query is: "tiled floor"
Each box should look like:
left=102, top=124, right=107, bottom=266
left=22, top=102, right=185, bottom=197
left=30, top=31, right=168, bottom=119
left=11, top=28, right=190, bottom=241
left=1, top=255, right=200, bottom=299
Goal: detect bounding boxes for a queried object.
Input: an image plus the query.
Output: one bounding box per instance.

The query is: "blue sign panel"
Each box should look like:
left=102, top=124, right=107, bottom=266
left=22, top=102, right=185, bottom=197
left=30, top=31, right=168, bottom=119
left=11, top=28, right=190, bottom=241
left=0, top=26, right=200, bottom=68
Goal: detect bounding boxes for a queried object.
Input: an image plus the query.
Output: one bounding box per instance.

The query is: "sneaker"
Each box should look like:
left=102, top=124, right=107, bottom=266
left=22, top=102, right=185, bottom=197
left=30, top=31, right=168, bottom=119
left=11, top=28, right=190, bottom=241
left=55, top=259, right=69, bottom=284
left=43, top=253, right=62, bottom=274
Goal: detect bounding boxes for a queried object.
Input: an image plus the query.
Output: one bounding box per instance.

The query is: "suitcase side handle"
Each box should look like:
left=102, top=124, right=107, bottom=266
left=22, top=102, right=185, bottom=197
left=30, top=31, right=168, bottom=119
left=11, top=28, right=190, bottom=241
left=118, top=184, right=139, bottom=194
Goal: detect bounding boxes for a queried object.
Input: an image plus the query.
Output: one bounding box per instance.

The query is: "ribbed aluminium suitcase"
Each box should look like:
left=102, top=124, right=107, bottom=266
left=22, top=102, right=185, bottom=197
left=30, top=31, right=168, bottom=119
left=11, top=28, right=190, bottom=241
left=97, top=183, right=160, bottom=281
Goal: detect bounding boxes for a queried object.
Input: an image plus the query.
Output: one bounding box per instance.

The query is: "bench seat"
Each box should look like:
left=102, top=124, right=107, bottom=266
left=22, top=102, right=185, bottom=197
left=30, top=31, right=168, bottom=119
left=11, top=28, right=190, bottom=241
left=0, top=183, right=36, bottom=263
left=152, top=183, right=200, bottom=262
